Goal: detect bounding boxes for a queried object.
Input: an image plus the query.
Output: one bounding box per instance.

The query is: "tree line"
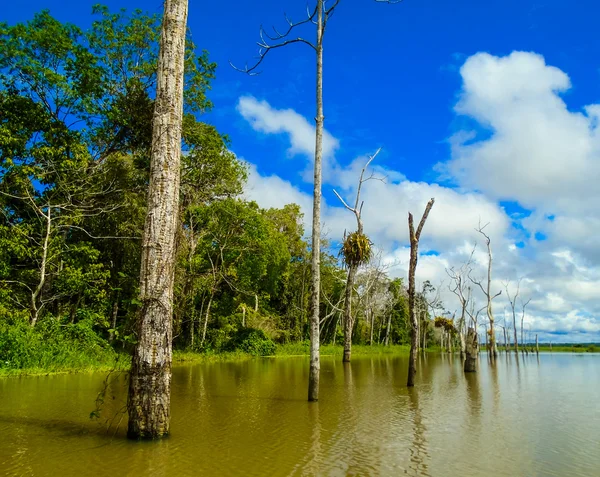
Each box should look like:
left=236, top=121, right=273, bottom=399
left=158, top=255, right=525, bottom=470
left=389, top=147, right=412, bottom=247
left=0, top=1, right=530, bottom=440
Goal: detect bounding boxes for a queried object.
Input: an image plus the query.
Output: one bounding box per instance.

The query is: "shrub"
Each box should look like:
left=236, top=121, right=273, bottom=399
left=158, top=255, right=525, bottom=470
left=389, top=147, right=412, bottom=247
left=0, top=315, right=116, bottom=371
left=228, top=328, right=276, bottom=356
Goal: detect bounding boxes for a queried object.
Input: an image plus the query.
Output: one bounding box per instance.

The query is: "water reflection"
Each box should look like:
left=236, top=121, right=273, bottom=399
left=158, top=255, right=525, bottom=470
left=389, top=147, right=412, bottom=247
left=407, top=388, right=430, bottom=477
left=1, top=354, right=599, bottom=476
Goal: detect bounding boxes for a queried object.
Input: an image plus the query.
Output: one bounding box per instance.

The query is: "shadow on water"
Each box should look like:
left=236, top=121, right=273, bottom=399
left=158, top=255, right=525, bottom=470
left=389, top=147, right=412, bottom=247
left=0, top=414, right=126, bottom=441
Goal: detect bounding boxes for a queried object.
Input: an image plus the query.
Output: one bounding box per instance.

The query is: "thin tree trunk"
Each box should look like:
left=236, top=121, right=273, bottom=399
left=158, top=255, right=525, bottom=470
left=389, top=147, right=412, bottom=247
left=369, top=311, right=375, bottom=346
left=407, top=199, right=434, bottom=387
left=308, top=0, right=324, bottom=402
left=342, top=265, right=358, bottom=362
left=384, top=312, right=392, bottom=346
left=201, top=292, right=214, bottom=347
left=127, top=0, right=187, bottom=440
left=109, top=297, right=119, bottom=343
left=521, top=317, right=524, bottom=354
left=484, top=324, right=489, bottom=356
left=30, top=206, right=52, bottom=327
left=535, top=334, right=539, bottom=355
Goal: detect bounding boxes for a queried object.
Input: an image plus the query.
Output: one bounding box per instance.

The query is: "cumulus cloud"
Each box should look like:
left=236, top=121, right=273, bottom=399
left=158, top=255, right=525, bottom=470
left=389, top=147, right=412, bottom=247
left=445, top=51, right=600, bottom=217
left=234, top=51, right=600, bottom=341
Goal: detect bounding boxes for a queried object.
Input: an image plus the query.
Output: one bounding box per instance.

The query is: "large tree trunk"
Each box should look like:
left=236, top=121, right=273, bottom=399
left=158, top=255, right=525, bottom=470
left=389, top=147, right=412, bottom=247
left=464, top=327, right=478, bottom=372
left=342, top=264, right=357, bottom=362
left=127, top=0, right=187, bottom=440
left=308, top=0, right=324, bottom=402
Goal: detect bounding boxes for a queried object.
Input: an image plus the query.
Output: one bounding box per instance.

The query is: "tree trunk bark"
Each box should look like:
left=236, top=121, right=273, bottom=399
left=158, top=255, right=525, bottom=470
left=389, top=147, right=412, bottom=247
left=464, top=327, right=478, bottom=372
left=127, top=0, right=187, bottom=440
left=308, top=0, right=324, bottom=402
left=384, top=312, right=392, bottom=346
left=109, top=296, right=119, bottom=343
left=406, top=199, right=434, bottom=387
left=201, top=293, right=214, bottom=347
left=342, top=265, right=357, bottom=362
left=535, top=334, right=539, bottom=355
left=30, top=206, right=52, bottom=327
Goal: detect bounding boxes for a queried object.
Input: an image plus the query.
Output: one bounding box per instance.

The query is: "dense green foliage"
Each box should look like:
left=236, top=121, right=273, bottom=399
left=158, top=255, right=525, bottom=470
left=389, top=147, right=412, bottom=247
left=0, top=6, right=427, bottom=373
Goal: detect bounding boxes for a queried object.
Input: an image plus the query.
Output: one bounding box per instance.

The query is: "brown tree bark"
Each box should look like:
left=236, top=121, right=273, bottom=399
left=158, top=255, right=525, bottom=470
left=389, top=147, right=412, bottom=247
left=464, top=327, right=478, bottom=372
left=308, top=0, right=324, bottom=402
left=127, top=0, right=187, bottom=440
left=407, top=198, right=434, bottom=387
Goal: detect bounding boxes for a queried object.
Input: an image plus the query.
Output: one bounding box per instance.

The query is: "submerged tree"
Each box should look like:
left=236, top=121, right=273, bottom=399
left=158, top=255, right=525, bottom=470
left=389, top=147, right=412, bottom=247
left=407, top=198, right=434, bottom=387
left=127, top=0, right=188, bottom=439
left=446, top=248, right=475, bottom=358
left=334, top=149, right=381, bottom=362
left=470, top=222, right=501, bottom=360
left=503, top=278, right=523, bottom=355
left=232, top=0, right=344, bottom=402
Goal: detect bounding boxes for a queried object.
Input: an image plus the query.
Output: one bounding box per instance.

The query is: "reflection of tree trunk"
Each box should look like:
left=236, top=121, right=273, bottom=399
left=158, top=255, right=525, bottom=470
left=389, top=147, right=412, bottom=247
left=464, top=327, right=478, bottom=372
left=407, top=388, right=430, bottom=476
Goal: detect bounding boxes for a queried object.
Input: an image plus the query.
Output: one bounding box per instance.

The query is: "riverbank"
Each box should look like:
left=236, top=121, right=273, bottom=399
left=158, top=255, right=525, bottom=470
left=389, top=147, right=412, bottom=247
left=3, top=342, right=597, bottom=378
left=0, top=344, right=415, bottom=377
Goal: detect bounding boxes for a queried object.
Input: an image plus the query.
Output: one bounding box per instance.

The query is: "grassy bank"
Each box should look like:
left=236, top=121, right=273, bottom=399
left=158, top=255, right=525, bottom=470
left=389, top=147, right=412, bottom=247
left=274, top=343, right=412, bottom=357
left=1, top=342, right=415, bottom=377
left=483, top=345, right=598, bottom=353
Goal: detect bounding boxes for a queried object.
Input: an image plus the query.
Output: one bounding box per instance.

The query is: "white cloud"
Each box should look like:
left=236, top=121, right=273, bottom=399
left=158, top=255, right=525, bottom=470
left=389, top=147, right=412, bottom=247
left=237, top=96, right=339, bottom=176
left=445, top=51, right=600, bottom=218
left=234, top=51, right=600, bottom=341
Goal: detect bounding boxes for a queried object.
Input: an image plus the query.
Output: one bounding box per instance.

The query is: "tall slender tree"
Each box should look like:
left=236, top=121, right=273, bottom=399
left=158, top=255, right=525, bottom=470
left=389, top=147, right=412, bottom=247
left=470, top=222, right=501, bottom=360
left=407, top=198, right=434, bottom=387
left=334, top=149, right=381, bottom=362
left=127, top=0, right=188, bottom=439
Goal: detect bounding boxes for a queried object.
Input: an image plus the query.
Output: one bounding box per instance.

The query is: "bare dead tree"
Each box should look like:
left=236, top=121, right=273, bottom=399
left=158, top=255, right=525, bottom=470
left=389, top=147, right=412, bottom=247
left=334, top=148, right=383, bottom=361
left=127, top=0, right=187, bottom=440
left=232, top=0, right=342, bottom=402
left=446, top=246, right=476, bottom=357
left=421, top=280, right=444, bottom=351
left=503, top=278, right=523, bottom=355
left=463, top=292, right=486, bottom=372
left=407, top=198, right=435, bottom=387
left=232, top=0, right=402, bottom=399
left=520, top=297, right=531, bottom=355
left=470, top=222, right=502, bottom=360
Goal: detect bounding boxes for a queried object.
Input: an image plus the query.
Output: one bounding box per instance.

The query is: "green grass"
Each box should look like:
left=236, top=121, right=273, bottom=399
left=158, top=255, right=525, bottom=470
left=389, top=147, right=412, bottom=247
left=274, top=343, right=412, bottom=357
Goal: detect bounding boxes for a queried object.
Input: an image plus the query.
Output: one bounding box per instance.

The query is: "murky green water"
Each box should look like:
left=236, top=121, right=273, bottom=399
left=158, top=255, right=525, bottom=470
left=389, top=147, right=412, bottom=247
left=1, top=353, right=599, bottom=476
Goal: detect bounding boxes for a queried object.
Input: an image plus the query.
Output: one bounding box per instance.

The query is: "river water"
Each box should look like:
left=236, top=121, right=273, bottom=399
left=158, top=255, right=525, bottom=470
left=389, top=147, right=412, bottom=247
left=1, top=353, right=598, bottom=476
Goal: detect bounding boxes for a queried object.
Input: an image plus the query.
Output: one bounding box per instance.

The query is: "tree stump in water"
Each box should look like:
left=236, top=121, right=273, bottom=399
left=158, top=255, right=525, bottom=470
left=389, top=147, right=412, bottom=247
left=464, top=327, right=478, bottom=372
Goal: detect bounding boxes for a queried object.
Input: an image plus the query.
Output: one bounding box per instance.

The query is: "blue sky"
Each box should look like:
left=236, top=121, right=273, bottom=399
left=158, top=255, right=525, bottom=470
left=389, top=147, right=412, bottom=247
left=4, top=0, right=600, bottom=342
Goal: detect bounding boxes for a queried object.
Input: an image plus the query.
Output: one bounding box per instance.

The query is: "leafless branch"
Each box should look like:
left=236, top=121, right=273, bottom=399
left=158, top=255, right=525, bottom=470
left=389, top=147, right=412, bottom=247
left=230, top=5, right=319, bottom=75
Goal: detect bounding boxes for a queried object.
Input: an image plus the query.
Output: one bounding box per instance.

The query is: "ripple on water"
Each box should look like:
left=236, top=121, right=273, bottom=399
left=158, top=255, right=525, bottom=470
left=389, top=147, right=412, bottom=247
left=1, top=353, right=599, bottom=476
